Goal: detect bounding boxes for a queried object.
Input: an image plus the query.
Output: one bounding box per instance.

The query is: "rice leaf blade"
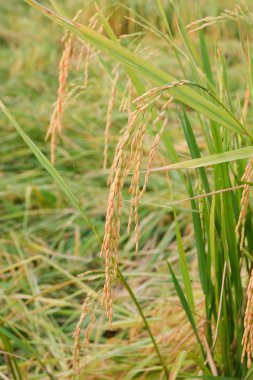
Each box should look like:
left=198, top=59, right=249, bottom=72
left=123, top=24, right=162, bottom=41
left=167, top=261, right=205, bottom=357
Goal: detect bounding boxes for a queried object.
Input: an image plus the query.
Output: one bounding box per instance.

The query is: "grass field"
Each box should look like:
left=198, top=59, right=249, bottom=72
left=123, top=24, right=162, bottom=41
left=1, top=1, right=253, bottom=379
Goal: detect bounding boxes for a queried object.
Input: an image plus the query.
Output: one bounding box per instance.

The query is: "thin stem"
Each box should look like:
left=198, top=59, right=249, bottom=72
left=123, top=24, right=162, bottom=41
left=117, top=267, right=169, bottom=379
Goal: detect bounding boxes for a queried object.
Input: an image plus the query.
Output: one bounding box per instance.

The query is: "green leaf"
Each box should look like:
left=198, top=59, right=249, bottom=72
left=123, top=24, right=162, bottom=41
left=245, top=364, right=253, bottom=380
left=186, top=175, right=207, bottom=294
left=178, top=108, right=210, bottom=195
left=167, top=261, right=205, bottom=357
left=117, top=268, right=169, bottom=378
left=0, top=331, right=23, bottom=380
left=199, top=29, right=214, bottom=85
left=150, top=145, right=253, bottom=173
left=174, top=209, right=195, bottom=314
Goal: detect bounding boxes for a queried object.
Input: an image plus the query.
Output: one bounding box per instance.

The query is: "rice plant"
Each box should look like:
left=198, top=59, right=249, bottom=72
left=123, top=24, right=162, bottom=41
left=1, top=0, right=253, bottom=379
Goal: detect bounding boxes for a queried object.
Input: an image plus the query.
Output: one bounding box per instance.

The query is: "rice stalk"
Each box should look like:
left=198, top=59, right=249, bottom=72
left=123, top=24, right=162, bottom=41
left=235, top=154, right=253, bottom=250
left=242, top=269, right=253, bottom=368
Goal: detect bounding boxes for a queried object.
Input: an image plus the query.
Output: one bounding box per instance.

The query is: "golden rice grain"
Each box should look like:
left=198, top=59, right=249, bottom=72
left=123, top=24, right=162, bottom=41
left=47, top=10, right=98, bottom=164
left=242, top=269, right=253, bottom=368
left=47, top=32, right=72, bottom=164
left=57, top=34, right=72, bottom=133
left=119, top=78, right=132, bottom=115
left=235, top=154, right=253, bottom=250
left=103, top=70, right=119, bottom=170
left=139, top=116, right=168, bottom=199
left=72, top=294, right=90, bottom=378
left=72, top=291, right=99, bottom=378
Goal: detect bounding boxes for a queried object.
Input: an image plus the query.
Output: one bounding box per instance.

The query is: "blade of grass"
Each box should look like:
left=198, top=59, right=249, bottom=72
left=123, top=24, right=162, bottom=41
left=169, top=351, right=187, bottom=380
left=186, top=174, right=209, bottom=295
left=0, top=333, right=23, bottom=380
left=167, top=261, right=205, bottom=358
left=199, top=29, right=214, bottom=86
left=155, top=0, right=186, bottom=76
left=174, top=208, right=195, bottom=314
left=176, top=16, right=201, bottom=83
left=117, top=268, right=169, bottom=378
left=178, top=108, right=210, bottom=195
left=0, top=324, right=56, bottom=380
left=49, top=0, right=67, bottom=18
left=245, top=365, right=253, bottom=380
left=149, top=145, right=253, bottom=173
left=94, top=2, right=146, bottom=95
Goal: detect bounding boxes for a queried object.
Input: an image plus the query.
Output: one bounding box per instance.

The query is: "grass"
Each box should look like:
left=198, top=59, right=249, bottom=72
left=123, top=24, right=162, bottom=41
left=1, top=0, right=253, bottom=379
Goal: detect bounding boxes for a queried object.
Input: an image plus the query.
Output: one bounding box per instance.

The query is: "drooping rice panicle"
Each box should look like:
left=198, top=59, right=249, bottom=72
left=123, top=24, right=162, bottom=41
left=242, top=269, right=253, bottom=368
left=72, top=291, right=99, bottom=378
left=47, top=10, right=99, bottom=164
left=101, top=80, right=189, bottom=321
left=47, top=31, right=72, bottom=164
left=83, top=16, right=99, bottom=87
left=72, top=294, right=90, bottom=378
